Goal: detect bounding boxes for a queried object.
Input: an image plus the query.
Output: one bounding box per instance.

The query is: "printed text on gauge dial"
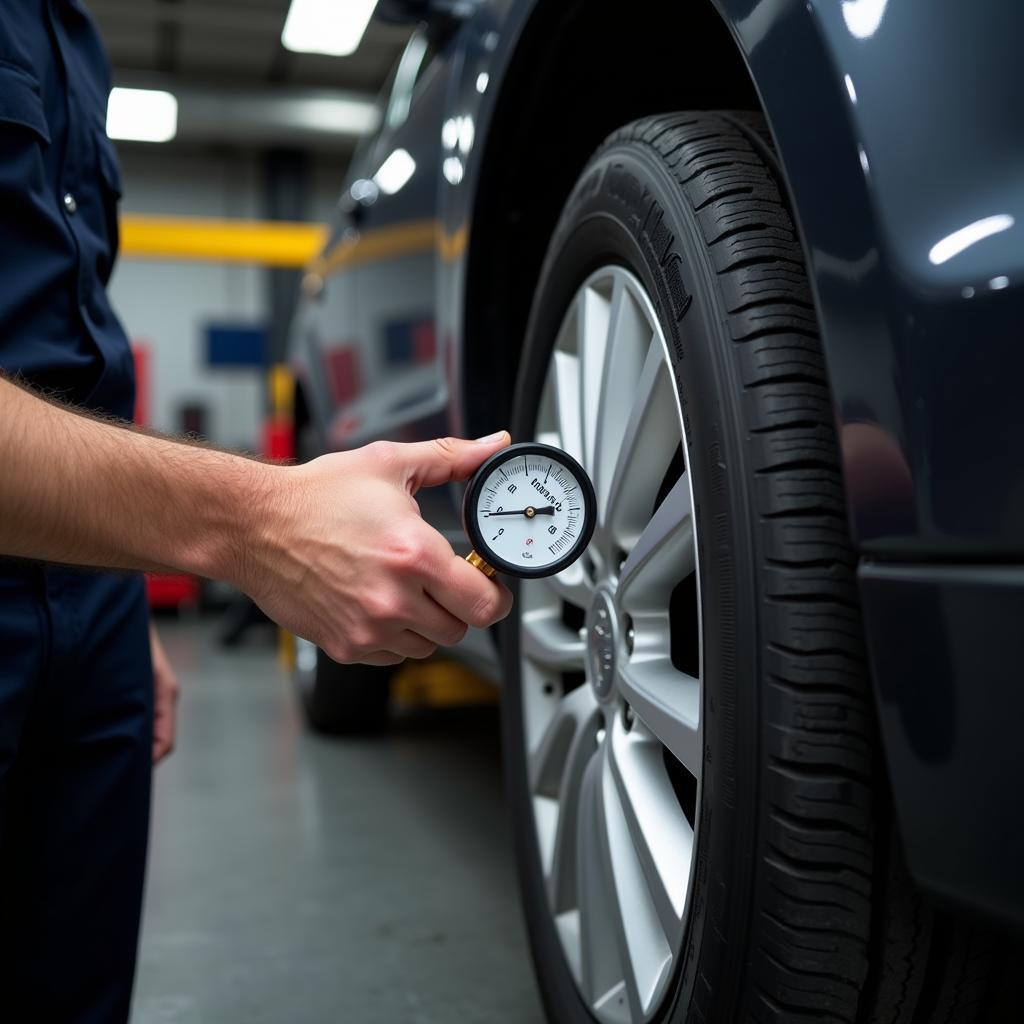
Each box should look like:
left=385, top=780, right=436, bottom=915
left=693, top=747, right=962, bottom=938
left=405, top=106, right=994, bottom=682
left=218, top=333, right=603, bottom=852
left=474, top=454, right=584, bottom=572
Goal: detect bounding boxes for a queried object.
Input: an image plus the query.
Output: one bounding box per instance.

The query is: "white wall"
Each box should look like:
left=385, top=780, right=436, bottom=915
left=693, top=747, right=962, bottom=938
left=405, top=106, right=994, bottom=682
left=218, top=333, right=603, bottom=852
left=107, top=146, right=347, bottom=447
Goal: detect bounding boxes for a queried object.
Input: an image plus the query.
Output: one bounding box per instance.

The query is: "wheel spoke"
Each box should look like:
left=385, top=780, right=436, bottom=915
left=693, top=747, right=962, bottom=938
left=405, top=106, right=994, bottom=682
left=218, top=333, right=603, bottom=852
left=531, top=687, right=600, bottom=911
left=592, top=285, right=654, bottom=504
left=592, top=982, right=631, bottom=1024
left=576, top=751, right=630, bottom=1013
left=541, top=558, right=592, bottom=609
left=579, top=280, right=613, bottom=474
left=600, top=745, right=674, bottom=1018
left=546, top=349, right=583, bottom=466
left=529, top=684, right=597, bottom=794
left=607, top=717, right=694, bottom=939
left=617, top=474, right=695, bottom=608
left=521, top=607, right=585, bottom=668
left=617, top=656, right=701, bottom=777
left=602, top=340, right=680, bottom=546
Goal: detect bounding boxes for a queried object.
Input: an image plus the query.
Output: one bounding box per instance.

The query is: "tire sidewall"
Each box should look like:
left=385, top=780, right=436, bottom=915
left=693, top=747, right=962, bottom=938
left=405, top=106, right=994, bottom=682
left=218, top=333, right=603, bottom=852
left=502, top=142, right=761, bottom=1023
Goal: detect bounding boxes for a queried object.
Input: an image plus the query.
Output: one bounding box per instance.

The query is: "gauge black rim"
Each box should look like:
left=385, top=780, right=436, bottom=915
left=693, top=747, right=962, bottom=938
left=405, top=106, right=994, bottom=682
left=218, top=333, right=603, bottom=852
left=462, top=442, right=597, bottom=579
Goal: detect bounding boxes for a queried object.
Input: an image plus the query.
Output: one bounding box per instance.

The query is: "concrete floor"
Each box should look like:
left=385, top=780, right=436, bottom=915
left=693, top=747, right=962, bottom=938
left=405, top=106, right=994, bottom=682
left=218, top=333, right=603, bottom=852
left=131, top=619, right=544, bottom=1024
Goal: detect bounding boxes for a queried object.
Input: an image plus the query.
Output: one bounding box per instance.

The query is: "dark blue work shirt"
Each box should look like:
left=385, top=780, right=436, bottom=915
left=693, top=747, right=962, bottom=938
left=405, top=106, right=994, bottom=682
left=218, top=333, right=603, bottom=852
left=0, top=0, right=133, bottom=419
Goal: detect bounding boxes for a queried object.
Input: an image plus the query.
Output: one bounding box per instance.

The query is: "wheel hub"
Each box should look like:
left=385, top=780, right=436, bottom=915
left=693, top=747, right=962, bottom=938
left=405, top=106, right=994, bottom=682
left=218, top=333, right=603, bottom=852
left=586, top=587, right=619, bottom=701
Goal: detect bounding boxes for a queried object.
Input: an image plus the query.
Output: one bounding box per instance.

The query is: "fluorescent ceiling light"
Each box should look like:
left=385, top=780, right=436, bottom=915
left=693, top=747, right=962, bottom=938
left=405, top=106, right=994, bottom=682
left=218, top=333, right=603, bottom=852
left=106, top=87, right=178, bottom=143
left=282, top=0, right=379, bottom=57
left=373, top=148, right=415, bottom=195
left=286, top=97, right=380, bottom=135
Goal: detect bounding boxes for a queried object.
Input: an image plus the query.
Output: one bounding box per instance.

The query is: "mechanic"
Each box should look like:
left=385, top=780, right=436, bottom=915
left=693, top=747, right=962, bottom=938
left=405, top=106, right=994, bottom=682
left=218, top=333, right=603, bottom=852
left=0, top=3, right=513, bottom=1021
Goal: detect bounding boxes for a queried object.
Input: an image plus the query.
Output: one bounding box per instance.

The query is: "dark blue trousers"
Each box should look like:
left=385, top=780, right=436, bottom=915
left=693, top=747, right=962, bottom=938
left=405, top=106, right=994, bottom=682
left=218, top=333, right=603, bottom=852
left=0, top=564, right=152, bottom=1023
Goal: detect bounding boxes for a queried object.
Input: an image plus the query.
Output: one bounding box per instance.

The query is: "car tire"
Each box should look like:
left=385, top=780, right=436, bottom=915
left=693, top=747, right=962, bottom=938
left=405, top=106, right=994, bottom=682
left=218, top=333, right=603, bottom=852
left=295, top=640, right=391, bottom=736
left=501, top=112, right=998, bottom=1023
left=292, top=420, right=393, bottom=736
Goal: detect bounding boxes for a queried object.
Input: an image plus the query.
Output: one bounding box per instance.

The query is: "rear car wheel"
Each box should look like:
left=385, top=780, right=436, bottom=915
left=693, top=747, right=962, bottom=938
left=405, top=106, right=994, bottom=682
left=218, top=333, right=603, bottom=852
left=292, top=420, right=393, bottom=735
left=501, top=113, right=1000, bottom=1023
left=295, top=638, right=391, bottom=735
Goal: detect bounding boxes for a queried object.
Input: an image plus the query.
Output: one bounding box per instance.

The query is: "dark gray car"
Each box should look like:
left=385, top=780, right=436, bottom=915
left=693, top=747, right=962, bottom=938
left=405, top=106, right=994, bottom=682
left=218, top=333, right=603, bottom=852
left=290, top=1, right=1023, bottom=1020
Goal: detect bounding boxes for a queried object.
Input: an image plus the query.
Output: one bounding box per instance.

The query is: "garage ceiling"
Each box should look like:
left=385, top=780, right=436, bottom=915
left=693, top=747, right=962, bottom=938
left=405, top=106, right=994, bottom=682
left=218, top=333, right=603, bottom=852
left=88, top=0, right=413, bottom=151
left=89, top=0, right=411, bottom=91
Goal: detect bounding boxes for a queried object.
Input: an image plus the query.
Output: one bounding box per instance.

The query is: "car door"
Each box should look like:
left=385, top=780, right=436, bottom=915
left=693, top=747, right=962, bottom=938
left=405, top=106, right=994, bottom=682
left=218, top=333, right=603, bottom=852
left=341, top=29, right=449, bottom=449
left=292, top=213, right=359, bottom=455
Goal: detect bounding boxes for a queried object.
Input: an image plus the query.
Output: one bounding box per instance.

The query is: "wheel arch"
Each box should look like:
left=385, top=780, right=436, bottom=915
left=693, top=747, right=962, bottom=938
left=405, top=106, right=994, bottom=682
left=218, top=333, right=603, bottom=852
left=460, top=0, right=905, bottom=547
left=461, top=0, right=761, bottom=442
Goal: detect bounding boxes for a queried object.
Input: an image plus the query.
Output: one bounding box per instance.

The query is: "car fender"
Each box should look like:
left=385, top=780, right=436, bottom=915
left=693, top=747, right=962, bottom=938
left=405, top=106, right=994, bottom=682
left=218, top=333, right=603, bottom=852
left=442, top=0, right=1024, bottom=557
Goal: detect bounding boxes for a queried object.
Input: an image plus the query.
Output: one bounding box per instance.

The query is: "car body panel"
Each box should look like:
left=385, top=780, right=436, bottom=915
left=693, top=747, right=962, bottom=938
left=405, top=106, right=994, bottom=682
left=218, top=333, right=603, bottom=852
left=716, top=0, right=1024, bottom=927
left=718, top=0, right=1024, bottom=560
left=290, top=0, right=1024, bottom=924
left=860, top=562, right=1024, bottom=929
left=297, top=29, right=452, bottom=456
left=433, top=0, right=1024, bottom=560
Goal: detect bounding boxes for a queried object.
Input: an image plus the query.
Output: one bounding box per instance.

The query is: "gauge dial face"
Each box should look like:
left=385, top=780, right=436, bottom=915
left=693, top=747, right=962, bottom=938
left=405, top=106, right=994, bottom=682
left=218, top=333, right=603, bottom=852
left=464, top=444, right=596, bottom=578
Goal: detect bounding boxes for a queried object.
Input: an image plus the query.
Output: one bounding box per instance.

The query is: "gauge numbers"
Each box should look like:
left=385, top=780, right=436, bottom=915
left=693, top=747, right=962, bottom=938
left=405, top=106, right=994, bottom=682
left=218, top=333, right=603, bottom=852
left=464, top=443, right=595, bottom=578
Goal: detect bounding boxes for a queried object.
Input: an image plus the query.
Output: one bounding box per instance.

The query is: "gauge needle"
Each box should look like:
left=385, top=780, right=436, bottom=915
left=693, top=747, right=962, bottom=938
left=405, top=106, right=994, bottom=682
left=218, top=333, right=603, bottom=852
left=485, top=506, right=556, bottom=517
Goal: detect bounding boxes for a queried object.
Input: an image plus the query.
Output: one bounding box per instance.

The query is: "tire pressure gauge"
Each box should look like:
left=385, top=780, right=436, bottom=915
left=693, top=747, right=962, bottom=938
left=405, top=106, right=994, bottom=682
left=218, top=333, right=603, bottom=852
left=463, top=442, right=596, bottom=579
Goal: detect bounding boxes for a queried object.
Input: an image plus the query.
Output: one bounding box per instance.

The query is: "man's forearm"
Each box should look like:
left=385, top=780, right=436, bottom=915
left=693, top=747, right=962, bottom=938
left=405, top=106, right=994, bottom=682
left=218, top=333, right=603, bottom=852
left=0, top=374, right=514, bottom=664
left=0, top=376, right=272, bottom=582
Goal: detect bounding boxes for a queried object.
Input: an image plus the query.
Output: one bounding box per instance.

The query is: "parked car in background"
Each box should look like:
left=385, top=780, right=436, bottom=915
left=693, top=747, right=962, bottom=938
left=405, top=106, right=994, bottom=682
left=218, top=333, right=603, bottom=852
left=289, top=1, right=1023, bottom=1020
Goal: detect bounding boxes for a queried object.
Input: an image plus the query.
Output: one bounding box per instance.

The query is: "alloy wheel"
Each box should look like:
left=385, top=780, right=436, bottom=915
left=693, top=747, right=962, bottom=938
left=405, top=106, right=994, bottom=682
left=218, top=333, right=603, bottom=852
left=519, top=265, right=702, bottom=1024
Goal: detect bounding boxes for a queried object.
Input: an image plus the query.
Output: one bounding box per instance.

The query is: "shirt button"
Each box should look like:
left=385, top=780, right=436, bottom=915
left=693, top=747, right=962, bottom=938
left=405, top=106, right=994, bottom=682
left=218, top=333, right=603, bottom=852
left=63, top=192, right=77, bottom=214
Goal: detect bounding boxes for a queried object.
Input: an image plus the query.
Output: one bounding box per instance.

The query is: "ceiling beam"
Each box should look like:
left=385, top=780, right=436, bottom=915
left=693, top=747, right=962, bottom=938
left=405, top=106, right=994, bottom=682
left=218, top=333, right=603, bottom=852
left=89, top=0, right=289, bottom=35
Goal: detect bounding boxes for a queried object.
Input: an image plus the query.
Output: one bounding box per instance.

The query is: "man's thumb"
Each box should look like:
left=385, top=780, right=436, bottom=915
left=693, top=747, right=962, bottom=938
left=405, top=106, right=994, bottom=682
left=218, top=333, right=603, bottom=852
left=403, top=431, right=510, bottom=491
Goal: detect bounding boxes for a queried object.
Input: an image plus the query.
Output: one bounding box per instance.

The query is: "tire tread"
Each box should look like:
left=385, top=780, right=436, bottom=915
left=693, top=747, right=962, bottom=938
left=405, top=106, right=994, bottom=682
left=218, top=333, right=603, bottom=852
left=512, top=109, right=997, bottom=1024
left=598, top=112, right=995, bottom=1024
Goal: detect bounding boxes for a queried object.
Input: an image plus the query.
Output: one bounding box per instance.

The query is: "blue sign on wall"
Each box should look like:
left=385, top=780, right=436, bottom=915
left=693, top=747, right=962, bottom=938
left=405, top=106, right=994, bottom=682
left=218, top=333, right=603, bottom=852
left=206, top=323, right=267, bottom=367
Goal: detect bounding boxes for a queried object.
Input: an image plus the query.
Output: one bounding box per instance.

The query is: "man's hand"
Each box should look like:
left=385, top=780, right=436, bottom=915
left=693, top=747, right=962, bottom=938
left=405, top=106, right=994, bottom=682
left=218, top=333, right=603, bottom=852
left=243, top=432, right=514, bottom=666
left=0, top=377, right=512, bottom=666
left=149, top=622, right=179, bottom=762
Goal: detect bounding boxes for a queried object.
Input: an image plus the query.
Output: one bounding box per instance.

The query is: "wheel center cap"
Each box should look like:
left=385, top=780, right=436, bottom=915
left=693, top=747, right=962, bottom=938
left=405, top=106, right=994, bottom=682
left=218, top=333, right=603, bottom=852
left=586, top=588, right=619, bottom=700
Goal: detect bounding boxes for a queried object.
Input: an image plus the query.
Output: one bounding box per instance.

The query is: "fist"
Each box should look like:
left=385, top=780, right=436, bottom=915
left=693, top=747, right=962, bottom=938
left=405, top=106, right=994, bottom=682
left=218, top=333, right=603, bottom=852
left=246, top=432, right=514, bottom=665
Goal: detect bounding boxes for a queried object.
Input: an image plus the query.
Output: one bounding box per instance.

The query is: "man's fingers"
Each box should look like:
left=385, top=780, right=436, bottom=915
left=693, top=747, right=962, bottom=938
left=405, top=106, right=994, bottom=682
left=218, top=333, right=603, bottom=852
left=153, top=732, right=172, bottom=763
left=410, top=593, right=470, bottom=647
left=359, top=630, right=436, bottom=665
left=396, top=431, right=511, bottom=492
left=426, top=553, right=514, bottom=629
left=152, top=698, right=175, bottom=763
left=396, top=630, right=439, bottom=660
left=149, top=623, right=178, bottom=765
left=382, top=521, right=512, bottom=633
left=362, top=651, right=405, bottom=667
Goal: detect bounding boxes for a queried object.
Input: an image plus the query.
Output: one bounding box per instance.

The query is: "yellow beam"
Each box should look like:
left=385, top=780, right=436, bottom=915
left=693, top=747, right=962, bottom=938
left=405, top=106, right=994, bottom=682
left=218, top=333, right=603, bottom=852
left=314, top=218, right=437, bottom=276
left=312, top=218, right=469, bottom=278
left=120, top=213, right=471, bottom=272
left=120, top=214, right=329, bottom=268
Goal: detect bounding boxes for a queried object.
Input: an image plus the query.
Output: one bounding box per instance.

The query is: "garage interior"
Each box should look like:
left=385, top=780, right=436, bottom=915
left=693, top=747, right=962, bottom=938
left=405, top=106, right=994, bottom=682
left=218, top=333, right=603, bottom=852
left=3, top=0, right=1020, bottom=1022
